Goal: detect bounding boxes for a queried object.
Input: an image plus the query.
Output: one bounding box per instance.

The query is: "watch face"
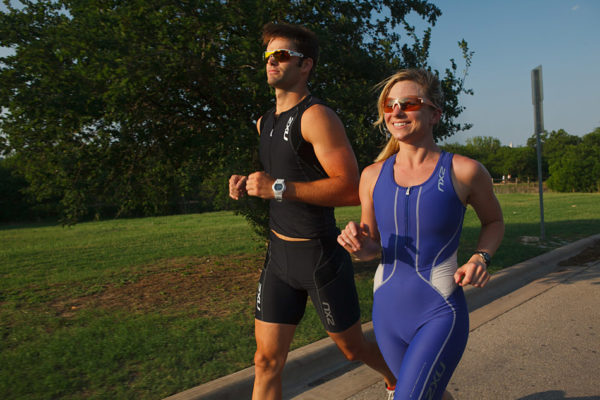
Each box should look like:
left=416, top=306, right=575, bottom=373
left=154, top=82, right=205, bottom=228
left=274, top=183, right=283, bottom=191
left=477, top=251, right=491, bottom=265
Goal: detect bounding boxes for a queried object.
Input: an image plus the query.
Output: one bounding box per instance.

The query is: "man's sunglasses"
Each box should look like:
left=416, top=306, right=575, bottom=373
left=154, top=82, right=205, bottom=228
left=263, top=49, right=304, bottom=63
left=383, top=96, right=439, bottom=113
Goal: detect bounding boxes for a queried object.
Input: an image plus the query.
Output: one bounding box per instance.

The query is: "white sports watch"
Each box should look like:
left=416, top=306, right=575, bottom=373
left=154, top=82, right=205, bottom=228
left=272, top=179, right=286, bottom=202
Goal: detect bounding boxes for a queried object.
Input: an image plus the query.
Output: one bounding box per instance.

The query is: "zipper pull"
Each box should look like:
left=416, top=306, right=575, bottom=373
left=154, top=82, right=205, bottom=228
left=406, top=187, right=410, bottom=195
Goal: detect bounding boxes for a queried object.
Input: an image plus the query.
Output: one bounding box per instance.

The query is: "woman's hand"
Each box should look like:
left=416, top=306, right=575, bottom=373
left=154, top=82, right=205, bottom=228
left=337, top=221, right=379, bottom=261
left=454, top=256, right=490, bottom=288
left=338, top=221, right=364, bottom=252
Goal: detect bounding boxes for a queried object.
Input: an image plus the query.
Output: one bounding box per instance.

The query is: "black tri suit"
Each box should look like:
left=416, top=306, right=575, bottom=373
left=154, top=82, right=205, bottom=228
left=255, top=95, right=360, bottom=333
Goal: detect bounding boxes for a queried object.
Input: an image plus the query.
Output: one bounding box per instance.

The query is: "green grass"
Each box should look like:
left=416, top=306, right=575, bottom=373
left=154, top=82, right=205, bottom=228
left=1, top=212, right=263, bottom=293
left=1, top=193, right=598, bottom=399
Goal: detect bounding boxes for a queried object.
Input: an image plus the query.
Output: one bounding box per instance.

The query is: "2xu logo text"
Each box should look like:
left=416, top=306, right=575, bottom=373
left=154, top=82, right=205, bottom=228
left=424, top=361, right=446, bottom=399
left=322, top=302, right=335, bottom=326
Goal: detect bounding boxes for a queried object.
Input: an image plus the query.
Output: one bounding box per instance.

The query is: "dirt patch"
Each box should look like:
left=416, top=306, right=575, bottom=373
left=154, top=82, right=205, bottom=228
left=44, top=239, right=599, bottom=320
left=51, top=254, right=264, bottom=319
left=48, top=253, right=382, bottom=320
left=558, top=240, right=600, bottom=266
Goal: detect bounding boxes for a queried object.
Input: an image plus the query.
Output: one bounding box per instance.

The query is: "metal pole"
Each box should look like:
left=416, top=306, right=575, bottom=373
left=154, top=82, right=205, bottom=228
left=535, top=128, right=545, bottom=240
left=531, top=66, right=545, bottom=240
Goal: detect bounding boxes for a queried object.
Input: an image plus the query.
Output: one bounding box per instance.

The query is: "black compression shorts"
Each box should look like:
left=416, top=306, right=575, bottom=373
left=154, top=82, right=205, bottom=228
left=255, top=232, right=361, bottom=333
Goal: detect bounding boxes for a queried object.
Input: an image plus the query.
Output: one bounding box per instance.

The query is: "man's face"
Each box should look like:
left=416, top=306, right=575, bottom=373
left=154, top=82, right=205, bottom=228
left=264, top=37, right=304, bottom=89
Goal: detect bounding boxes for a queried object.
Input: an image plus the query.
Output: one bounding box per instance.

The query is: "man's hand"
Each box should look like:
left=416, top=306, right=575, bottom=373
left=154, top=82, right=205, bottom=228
left=246, top=171, right=275, bottom=199
left=229, top=175, right=248, bottom=200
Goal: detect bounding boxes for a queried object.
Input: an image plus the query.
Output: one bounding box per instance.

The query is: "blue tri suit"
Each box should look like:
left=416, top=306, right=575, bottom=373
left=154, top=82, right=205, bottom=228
left=372, top=151, right=469, bottom=400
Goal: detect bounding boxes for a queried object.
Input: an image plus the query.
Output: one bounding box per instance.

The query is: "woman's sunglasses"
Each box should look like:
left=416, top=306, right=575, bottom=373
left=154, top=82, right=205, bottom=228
left=383, top=97, right=439, bottom=113
left=263, top=49, right=305, bottom=63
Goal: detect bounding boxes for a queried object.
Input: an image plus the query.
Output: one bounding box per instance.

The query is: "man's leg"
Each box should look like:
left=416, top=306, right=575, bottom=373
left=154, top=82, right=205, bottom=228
left=442, top=390, right=455, bottom=400
left=328, top=320, right=396, bottom=388
left=252, top=319, right=297, bottom=400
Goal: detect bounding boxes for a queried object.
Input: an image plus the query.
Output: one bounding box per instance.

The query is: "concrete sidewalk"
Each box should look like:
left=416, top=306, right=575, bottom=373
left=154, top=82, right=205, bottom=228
left=335, top=249, right=600, bottom=399
left=164, top=234, right=600, bottom=400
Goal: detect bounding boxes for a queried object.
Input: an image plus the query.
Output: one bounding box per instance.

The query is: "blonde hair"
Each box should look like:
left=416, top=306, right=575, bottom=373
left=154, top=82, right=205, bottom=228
left=373, top=69, right=443, bottom=162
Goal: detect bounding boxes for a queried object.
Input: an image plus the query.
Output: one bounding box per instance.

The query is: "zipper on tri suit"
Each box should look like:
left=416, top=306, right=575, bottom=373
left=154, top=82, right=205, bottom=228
left=404, top=186, right=410, bottom=246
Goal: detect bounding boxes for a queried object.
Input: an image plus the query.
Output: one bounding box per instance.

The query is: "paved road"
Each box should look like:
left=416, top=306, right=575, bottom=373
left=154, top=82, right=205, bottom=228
left=165, top=236, right=600, bottom=400
left=300, top=261, right=600, bottom=400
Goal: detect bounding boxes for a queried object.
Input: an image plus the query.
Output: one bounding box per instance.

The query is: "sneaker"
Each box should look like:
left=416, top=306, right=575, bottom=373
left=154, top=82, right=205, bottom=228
left=386, top=384, right=395, bottom=400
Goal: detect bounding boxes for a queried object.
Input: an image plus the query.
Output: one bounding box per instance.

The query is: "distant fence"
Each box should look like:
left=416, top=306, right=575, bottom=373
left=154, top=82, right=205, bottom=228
left=492, top=180, right=550, bottom=194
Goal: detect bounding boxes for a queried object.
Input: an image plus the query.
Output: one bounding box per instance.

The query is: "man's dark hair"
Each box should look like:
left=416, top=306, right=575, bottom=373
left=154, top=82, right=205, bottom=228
left=262, top=22, right=319, bottom=74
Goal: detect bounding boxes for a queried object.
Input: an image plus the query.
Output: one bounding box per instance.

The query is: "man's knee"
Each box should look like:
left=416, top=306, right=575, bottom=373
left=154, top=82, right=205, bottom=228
left=341, top=347, right=362, bottom=362
left=330, top=322, right=368, bottom=362
left=335, top=338, right=367, bottom=362
left=254, top=349, right=286, bottom=376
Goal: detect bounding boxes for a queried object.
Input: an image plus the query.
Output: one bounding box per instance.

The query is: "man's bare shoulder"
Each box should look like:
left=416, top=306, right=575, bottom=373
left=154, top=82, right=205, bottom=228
left=301, top=103, right=346, bottom=144
left=302, top=103, right=342, bottom=127
left=256, top=116, right=262, bottom=135
left=303, top=102, right=336, bottom=117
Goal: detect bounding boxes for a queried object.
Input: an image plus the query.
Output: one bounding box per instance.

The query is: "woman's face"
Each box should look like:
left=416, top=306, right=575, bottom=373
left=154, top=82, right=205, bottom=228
left=384, top=80, right=440, bottom=144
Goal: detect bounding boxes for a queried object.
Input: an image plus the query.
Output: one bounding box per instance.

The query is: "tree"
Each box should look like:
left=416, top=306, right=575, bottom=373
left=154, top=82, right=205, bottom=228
left=498, top=146, right=537, bottom=181
left=546, top=129, right=600, bottom=192
left=462, top=136, right=501, bottom=175
left=540, top=129, right=581, bottom=164
left=0, top=156, right=30, bottom=221
left=525, top=129, right=582, bottom=180
left=442, top=138, right=537, bottom=182
left=465, top=136, right=501, bottom=154
left=1, top=0, right=473, bottom=230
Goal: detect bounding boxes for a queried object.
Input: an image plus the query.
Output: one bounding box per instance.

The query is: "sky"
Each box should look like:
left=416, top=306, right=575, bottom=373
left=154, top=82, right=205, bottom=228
left=1, top=1, right=599, bottom=147
left=407, top=0, right=600, bottom=146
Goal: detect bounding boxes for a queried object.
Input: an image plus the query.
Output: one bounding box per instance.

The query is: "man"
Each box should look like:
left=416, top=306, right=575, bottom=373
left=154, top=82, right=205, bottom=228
left=229, top=22, right=396, bottom=400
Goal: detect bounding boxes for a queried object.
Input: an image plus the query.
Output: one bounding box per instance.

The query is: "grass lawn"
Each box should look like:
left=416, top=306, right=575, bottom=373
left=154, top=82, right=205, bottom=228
left=1, top=193, right=598, bottom=399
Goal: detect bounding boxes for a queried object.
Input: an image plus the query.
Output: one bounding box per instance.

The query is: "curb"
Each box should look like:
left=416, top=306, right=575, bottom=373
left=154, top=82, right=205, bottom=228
left=164, top=233, right=600, bottom=400
left=463, top=233, right=600, bottom=312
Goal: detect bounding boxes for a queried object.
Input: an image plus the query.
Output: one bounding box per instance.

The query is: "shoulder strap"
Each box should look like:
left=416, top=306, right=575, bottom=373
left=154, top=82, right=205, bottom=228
left=288, top=96, right=329, bottom=178
left=287, top=96, right=313, bottom=151
left=440, top=151, right=454, bottom=169
left=259, top=106, right=276, bottom=135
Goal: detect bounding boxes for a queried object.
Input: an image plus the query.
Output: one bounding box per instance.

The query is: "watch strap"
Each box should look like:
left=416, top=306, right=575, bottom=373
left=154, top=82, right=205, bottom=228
left=474, top=251, right=491, bottom=267
left=272, top=179, right=285, bottom=202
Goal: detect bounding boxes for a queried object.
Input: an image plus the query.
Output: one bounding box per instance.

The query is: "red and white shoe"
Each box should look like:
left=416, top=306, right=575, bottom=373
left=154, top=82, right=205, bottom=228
left=386, top=384, right=395, bottom=400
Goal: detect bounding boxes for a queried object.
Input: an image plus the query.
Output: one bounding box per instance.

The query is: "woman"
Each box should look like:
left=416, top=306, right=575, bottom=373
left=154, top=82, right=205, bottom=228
left=337, top=69, right=504, bottom=400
